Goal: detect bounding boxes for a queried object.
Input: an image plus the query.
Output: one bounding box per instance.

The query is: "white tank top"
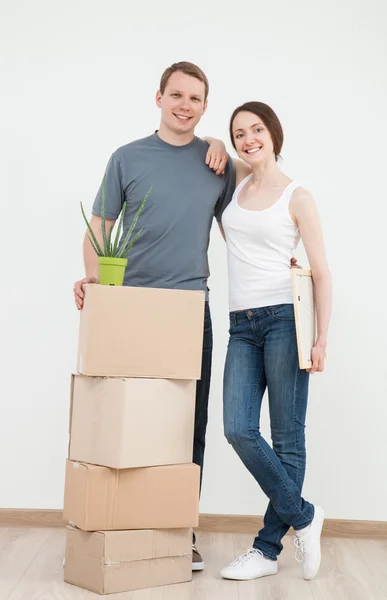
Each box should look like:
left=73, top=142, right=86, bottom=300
left=221, top=175, right=301, bottom=311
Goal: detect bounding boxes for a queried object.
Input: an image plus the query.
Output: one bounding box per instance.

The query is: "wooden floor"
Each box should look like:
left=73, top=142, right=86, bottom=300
left=0, top=527, right=386, bottom=599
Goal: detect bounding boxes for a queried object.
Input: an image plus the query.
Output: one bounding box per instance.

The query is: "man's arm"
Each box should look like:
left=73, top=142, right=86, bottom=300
left=202, top=136, right=252, bottom=181
left=214, top=157, right=237, bottom=224
left=202, top=137, right=228, bottom=175
left=74, top=152, right=124, bottom=309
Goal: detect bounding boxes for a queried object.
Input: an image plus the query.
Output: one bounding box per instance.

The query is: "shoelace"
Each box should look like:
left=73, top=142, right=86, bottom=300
left=293, top=536, right=305, bottom=563
left=230, top=548, right=264, bottom=566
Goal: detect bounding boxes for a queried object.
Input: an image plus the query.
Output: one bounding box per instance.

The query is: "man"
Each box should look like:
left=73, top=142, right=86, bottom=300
left=73, top=61, right=236, bottom=572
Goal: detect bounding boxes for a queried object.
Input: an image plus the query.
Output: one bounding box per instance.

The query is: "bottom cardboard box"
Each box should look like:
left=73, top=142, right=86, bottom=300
left=64, top=525, right=192, bottom=594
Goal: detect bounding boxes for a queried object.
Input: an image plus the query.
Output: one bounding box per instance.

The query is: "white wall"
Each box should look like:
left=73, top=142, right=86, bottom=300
left=1, top=0, right=386, bottom=520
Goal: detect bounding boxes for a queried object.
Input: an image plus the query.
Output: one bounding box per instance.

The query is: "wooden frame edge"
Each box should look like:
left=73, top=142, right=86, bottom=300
left=291, top=268, right=313, bottom=369
left=0, top=509, right=386, bottom=539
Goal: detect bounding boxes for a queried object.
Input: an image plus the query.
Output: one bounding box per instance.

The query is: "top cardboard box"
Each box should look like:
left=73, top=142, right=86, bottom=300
left=77, top=285, right=205, bottom=379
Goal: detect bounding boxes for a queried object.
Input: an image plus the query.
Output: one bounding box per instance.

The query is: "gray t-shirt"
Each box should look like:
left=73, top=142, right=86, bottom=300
left=92, top=133, right=236, bottom=295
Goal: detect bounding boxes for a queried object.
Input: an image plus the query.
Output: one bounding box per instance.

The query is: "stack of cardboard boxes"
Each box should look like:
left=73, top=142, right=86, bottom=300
left=62, top=284, right=205, bottom=594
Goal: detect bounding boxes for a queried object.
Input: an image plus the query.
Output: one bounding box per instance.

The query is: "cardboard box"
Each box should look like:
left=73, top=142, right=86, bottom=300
left=69, top=374, right=196, bottom=469
left=64, top=525, right=192, bottom=594
left=77, top=284, right=205, bottom=378
left=63, top=460, right=200, bottom=531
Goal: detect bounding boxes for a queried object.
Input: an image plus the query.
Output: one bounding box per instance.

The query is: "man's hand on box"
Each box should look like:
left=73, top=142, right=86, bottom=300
left=73, top=276, right=98, bottom=310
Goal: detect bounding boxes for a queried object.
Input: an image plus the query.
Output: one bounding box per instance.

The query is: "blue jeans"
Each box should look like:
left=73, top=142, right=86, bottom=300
left=223, top=304, right=314, bottom=560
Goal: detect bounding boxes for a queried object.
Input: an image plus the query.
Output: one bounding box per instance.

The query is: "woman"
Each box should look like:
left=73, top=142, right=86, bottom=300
left=219, top=102, right=331, bottom=581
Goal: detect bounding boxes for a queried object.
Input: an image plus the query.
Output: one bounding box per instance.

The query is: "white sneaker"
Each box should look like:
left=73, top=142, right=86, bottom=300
left=221, top=548, right=278, bottom=580
left=293, top=505, right=324, bottom=580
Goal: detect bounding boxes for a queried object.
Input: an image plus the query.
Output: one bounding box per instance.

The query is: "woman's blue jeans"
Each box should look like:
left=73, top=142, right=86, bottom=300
left=223, top=303, right=315, bottom=560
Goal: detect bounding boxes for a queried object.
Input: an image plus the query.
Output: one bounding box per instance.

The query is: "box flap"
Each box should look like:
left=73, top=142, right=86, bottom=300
left=66, top=526, right=191, bottom=564
left=63, top=460, right=101, bottom=529
left=66, top=525, right=105, bottom=559
left=103, top=528, right=192, bottom=563
left=112, top=463, right=200, bottom=530
left=69, top=376, right=127, bottom=468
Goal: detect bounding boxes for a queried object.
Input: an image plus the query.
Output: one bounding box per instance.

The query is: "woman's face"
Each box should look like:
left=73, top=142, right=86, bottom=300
left=232, top=111, right=274, bottom=165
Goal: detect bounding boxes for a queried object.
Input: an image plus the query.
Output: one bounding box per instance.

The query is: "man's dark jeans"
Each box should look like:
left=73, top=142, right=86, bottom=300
left=192, top=301, right=212, bottom=545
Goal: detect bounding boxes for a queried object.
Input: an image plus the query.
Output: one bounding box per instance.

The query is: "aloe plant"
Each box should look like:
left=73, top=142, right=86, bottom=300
left=80, top=172, right=152, bottom=258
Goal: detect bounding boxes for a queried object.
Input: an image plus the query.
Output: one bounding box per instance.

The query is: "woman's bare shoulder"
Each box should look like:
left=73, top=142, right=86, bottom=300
left=291, top=186, right=315, bottom=207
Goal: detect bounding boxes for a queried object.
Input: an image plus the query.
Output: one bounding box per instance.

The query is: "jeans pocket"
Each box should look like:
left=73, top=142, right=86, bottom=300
left=268, top=304, right=295, bottom=321
left=229, top=312, right=238, bottom=333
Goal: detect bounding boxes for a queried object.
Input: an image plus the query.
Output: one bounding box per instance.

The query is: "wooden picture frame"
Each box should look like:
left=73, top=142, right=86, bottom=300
left=291, top=269, right=316, bottom=369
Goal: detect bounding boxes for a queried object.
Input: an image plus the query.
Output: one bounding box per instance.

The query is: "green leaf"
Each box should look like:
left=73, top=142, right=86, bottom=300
left=100, top=172, right=109, bottom=255
left=106, top=217, right=115, bottom=256
left=112, top=201, right=127, bottom=257
left=80, top=201, right=103, bottom=255
left=117, top=227, right=143, bottom=258
left=87, top=234, right=103, bottom=257
left=116, top=186, right=152, bottom=255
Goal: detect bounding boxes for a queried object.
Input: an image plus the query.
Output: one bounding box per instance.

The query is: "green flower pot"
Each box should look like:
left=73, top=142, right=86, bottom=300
left=98, top=256, right=128, bottom=286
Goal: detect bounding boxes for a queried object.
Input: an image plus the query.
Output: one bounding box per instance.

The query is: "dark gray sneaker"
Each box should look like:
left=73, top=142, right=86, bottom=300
left=192, top=544, right=204, bottom=571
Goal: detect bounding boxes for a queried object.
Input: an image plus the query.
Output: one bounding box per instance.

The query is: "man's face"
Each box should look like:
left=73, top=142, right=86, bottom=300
left=156, top=71, right=208, bottom=136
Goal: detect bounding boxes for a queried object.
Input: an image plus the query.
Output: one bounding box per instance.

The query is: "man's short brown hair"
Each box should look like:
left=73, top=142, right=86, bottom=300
left=159, top=62, right=209, bottom=101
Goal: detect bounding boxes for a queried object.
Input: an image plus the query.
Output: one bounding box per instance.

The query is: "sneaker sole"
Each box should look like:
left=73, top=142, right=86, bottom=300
left=221, top=568, right=278, bottom=581
left=192, top=562, right=204, bottom=571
